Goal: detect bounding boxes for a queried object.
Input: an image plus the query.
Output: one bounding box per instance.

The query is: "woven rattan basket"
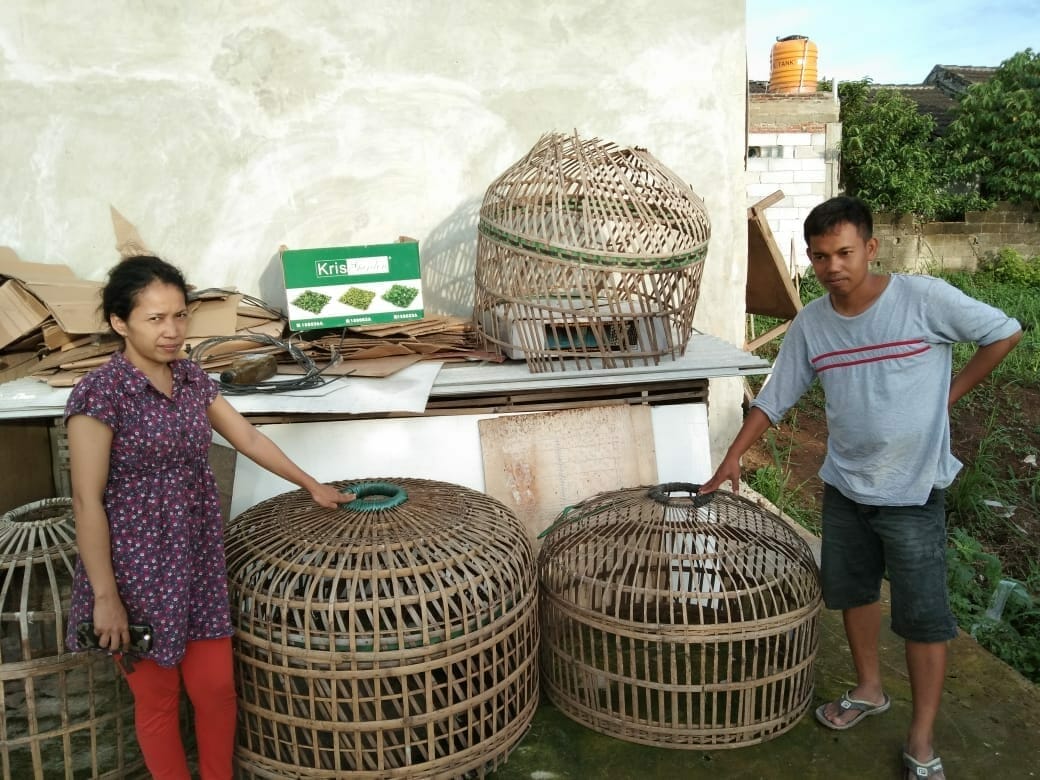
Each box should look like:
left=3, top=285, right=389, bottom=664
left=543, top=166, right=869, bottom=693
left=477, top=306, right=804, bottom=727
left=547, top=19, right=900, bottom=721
left=473, top=131, right=711, bottom=372
left=225, top=478, right=539, bottom=779
left=0, top=498, right=142, bottom=778
left=538, top=483, right=821, bottom=749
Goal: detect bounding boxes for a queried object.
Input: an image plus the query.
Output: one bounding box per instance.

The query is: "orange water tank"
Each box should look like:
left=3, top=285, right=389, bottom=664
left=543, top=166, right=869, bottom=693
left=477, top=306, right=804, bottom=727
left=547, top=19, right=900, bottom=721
left=769, top=35, right=818, bottom=94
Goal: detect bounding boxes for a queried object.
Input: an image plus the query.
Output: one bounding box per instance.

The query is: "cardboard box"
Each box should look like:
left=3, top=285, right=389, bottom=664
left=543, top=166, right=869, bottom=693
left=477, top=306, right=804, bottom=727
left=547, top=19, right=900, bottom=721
left=0, top=247, right=105, bottom=348
left=280, top=241, right=423, bottom=331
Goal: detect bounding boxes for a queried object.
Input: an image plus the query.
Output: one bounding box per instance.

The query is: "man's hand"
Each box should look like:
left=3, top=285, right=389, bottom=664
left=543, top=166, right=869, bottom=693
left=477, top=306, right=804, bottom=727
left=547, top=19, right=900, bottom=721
left=699, top=456, right=741, bottom=495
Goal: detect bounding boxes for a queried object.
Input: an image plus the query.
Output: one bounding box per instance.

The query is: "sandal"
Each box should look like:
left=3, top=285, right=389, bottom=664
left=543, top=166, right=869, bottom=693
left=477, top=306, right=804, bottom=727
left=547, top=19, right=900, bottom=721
left=814, top=690, right=891, bottom=730
left=903, top=750, right=945, bottom=778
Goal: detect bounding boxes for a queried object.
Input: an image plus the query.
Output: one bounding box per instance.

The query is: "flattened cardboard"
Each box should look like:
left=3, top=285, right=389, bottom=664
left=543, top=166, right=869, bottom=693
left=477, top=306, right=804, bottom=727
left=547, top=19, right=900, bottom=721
left=186, top=294, right=242, bottom=340
left=0, top=247, right=105, bottom=336
left=111, top=205, right=154, bottom=258
left=0, top=280, right=51, bottom=349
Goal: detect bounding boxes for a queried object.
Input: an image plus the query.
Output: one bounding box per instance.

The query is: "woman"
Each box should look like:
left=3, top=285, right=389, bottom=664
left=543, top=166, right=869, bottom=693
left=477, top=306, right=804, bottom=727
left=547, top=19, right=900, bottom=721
left=65, top=255, right=351, bottom=779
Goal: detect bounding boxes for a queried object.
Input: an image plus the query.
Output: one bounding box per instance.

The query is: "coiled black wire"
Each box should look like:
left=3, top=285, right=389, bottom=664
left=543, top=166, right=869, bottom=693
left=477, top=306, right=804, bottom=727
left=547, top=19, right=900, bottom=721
left=188, top=333, right=340, bottom=395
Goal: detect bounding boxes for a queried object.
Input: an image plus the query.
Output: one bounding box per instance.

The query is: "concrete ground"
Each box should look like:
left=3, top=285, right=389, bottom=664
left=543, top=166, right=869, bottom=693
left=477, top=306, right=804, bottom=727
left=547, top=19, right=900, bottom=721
left=491, top=606, right=1040, bottom=779
left=491, top=514, right=1040, bottom=779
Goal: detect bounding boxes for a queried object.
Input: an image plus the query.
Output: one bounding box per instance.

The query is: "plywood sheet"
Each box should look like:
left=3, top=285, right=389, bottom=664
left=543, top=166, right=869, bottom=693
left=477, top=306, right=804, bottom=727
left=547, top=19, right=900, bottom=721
left=479, top=405, right=657, bottom=546
left=747, top=194, right=802, bottom=319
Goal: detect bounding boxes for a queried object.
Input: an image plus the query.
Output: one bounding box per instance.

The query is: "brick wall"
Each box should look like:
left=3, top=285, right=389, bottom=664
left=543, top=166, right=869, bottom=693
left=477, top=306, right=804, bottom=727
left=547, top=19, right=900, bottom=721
left=873, top=202, right=1040, bottom=273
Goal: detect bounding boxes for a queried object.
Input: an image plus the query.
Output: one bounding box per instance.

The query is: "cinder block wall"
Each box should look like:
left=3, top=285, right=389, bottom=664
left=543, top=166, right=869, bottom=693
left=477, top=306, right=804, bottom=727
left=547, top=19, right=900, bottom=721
left=874, top=203, right=1040, bottom=273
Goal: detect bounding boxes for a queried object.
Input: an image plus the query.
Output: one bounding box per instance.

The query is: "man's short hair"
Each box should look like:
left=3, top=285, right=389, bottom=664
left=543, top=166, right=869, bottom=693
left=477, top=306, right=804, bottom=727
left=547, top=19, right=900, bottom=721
left=804, top=196, right=874, bottom=244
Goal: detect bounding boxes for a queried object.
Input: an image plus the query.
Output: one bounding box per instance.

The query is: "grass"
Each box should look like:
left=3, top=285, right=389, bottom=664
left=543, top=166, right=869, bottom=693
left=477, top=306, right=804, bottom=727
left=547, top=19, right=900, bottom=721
left=744, top=259, right=1040, bottom=683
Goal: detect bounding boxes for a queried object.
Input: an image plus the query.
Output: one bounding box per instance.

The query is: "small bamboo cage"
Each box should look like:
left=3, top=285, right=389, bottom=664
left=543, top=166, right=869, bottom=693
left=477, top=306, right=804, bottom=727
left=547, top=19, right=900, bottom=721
left=0, top=498, right=142, bottom=779
left=538, top=483, right=821, bottom=749
left=225, top=479, right=539, bottom=779
left=473, top=131, right=711, bottom=372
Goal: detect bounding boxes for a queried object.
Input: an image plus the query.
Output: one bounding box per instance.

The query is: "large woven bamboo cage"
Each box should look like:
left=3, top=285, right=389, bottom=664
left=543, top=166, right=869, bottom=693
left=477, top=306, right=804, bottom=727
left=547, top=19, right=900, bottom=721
left=0, top=498, right=143, bottom=778
left=473, top=131, right=711, bottom=373
left=538, top=483, right=822, bottom=749
left=225, top=478, right=539, bottom=779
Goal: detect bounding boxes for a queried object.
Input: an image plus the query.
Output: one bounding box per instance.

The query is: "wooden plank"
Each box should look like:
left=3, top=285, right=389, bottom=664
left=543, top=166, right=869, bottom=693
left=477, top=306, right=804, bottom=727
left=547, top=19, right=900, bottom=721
left=746, top=191, right=802, bottom=319
left=479, top=406, right=658, bottom=550
left=745, top=322, right=792, bottom=352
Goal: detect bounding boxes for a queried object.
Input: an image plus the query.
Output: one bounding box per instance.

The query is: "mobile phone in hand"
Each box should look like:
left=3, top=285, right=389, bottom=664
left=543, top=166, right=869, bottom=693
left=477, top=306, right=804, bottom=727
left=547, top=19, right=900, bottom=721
left=76, top=621, right=154, bottom=654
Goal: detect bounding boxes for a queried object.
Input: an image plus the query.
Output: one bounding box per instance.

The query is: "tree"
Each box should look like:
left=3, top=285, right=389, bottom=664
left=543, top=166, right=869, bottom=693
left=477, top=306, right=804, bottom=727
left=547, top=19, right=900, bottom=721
left=838, top=80, right=949, bottom=219
left=945, top=49, right=1040, bottom=205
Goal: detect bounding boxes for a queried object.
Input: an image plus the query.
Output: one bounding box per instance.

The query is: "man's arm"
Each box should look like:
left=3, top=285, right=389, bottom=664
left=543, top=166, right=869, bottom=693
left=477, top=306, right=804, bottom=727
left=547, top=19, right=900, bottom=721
left=949, top=330, right=1022, bottom=409
left=699, top=407, right=774, bottom=494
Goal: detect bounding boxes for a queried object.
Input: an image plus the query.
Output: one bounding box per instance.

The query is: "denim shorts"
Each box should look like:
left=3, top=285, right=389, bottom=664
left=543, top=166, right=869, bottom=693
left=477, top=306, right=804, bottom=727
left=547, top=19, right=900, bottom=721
left=820, top=483, right=958, bottom=643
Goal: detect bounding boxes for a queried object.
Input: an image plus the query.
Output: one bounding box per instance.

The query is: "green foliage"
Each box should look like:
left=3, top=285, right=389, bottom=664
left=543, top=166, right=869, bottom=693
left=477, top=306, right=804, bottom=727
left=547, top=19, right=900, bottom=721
left=838, top=80, right=955, bottom=220
left=745, top=427, right=821, bottom=535
left=945, top=49, right=1040, bottom=205
left=947, top=528, right=1040, bottom=682
left=976, top=247, right=1040, bottom=288
left=941, top=262, right=1040, bottom=382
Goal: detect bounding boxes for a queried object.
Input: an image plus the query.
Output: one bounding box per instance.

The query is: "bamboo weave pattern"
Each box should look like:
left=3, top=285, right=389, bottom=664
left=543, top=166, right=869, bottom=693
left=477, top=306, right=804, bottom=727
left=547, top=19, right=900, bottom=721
left=473, top=132, right=711, bottom=372
left=1, top=498, right=142, bottom=778
left=538, top=484, right=822, bottom=749
left=225, top=478, right=539, bottom=778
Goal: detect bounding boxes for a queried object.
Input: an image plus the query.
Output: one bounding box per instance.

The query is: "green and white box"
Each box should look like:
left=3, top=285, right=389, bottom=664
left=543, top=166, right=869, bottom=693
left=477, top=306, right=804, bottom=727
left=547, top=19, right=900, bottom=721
left=281, top=241, right=423, bottom=331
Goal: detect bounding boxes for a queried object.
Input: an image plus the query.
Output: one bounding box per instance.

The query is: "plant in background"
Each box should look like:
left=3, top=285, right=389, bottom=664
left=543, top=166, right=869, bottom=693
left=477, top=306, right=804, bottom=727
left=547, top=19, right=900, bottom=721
left=945, top=49, right=1040, bottom=206
left=947, top=528, right=1040, bottom=682
left=838, top=80, right=952, bottom=220
left=746, top=426, right=821, bottom=535
left=976, top=247, right=1040, bottom=288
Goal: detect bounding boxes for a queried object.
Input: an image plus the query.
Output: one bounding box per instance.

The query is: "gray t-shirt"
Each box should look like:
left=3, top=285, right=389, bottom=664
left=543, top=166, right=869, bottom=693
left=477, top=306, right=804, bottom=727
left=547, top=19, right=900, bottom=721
left=752, top=274, right=1021, bottom=506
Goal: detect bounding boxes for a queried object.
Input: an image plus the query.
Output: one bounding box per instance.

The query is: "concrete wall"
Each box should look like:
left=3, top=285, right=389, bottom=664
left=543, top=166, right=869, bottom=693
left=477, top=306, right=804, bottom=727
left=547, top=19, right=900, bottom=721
left=0, top=1, right=750, bottom=466
left=746, top=93, right=840, bottom=273
left=874, top=203, right=1040, bottom=273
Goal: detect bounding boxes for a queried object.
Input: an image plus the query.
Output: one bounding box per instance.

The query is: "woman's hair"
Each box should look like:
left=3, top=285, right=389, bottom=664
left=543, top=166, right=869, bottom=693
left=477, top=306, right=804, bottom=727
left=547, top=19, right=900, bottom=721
left=102, top=255, right=189, bottom=323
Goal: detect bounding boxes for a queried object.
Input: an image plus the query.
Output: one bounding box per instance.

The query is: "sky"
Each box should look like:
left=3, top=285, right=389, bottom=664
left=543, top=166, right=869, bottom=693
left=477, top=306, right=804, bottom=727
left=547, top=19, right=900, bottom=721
left=746, top=0, right=1039, bottom=85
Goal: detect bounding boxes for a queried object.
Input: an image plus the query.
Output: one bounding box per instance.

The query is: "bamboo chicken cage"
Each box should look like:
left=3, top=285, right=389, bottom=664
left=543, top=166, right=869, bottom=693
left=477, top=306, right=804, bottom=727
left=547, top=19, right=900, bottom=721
left=473, top=131, right=711, bottom=372
left=225, top=479, right=539, bottom=779
left=538, top=483, right=821, bottom=749
left=0, top=498, right=142, bottom=779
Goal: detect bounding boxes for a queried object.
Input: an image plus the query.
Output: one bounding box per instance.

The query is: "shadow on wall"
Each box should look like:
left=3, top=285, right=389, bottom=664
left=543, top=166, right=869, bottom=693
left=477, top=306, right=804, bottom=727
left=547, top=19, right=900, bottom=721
left=258, top=252, right=289, bottom=314
left=420, top=197, right=482, bottom=317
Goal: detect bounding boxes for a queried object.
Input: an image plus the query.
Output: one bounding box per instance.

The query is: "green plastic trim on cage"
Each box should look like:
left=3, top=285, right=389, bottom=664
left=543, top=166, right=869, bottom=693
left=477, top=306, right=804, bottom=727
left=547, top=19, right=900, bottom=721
left=342, top=481, right=409, bottom=511
left=478, top=220, right=708, bottom=270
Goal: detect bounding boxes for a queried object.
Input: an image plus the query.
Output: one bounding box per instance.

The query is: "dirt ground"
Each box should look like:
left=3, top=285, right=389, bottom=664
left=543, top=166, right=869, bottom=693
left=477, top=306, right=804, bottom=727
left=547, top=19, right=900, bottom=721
left=742, top=380, right=1040, bottom=580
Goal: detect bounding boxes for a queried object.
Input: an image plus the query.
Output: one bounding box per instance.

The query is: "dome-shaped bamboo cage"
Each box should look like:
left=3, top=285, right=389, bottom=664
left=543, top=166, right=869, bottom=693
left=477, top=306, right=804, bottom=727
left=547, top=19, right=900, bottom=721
left=225, top=479, right=539, bottom=779
left=538, top=483, right=822, bottom=749
left=473, top=131, right=711, bottom=373
left=0, top=498, right=142, bottom=778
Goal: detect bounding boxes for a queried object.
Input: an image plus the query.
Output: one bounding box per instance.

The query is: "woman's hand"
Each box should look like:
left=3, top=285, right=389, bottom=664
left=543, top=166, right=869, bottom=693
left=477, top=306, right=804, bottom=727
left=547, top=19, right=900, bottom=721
left=92, top=593, right=130, bottom=652
left=309, top=483, right=356, bottom=509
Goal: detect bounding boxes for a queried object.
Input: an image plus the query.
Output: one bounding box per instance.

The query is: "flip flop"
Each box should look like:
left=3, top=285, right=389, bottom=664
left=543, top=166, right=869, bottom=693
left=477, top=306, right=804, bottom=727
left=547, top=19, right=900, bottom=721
left=903, top=750, right=945, bottom=778
left=814, top=690, right=891, bottom=730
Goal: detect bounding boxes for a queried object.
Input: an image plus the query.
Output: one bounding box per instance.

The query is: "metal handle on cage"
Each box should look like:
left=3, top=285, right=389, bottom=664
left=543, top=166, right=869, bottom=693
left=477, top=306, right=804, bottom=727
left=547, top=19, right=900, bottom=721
left=647, top=482, right=713, bottom=508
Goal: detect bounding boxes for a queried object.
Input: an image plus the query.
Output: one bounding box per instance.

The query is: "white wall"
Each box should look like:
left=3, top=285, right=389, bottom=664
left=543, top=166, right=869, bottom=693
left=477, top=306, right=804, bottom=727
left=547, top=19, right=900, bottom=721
left=745, top=129, right=838, bottom=274
left=0, top=0, right=749, bottom=466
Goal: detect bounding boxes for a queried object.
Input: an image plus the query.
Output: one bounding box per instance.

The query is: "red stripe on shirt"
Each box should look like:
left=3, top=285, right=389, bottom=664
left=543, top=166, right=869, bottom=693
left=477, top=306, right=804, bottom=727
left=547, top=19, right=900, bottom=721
left=815, top=345, right=931, bottom=373
left=811, top=339, right=926, bottom=365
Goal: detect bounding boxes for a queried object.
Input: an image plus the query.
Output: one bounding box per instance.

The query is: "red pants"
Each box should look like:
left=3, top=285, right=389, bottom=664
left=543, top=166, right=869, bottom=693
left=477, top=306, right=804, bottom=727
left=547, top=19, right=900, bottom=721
left=122, top=637, right=237, bottom=780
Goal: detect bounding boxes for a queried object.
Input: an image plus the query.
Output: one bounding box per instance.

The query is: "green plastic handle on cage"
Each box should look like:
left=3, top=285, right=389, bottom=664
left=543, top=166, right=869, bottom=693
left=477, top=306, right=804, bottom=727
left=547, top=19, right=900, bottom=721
left=342, top=481, right=408, bottom=511
left=647, top=482, right=713, bottom=508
